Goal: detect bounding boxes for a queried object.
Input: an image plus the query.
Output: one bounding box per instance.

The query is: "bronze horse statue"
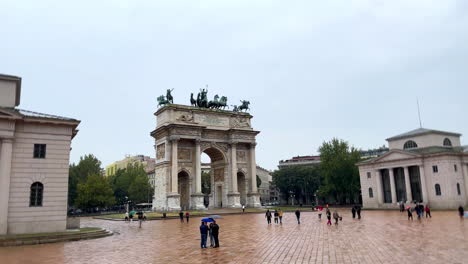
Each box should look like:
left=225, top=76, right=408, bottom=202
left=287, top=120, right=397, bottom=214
left=238, top=100, right=250, bottom=112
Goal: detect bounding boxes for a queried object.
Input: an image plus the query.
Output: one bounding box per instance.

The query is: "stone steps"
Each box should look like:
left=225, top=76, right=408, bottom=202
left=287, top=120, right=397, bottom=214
left=0, top=228, right=113, bottom=247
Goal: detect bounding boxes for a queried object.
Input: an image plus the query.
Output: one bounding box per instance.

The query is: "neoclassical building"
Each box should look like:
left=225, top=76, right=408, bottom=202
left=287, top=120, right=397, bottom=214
left=0, top=74, right=80, bottom=235
left=358, top=128, right=468, bottom=209
left=151, top=104, right=261, bottom=211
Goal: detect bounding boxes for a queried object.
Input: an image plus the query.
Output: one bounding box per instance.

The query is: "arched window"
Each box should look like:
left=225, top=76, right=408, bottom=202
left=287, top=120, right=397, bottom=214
left=368, top=188, right=374, bottom=198
left=457, top=183, right=461, bottom=196
left=403, top=140, right=418, bottom=149
left=443, top=138, right=452, bottom=146
left=30, top=182, right=43, bottom=207
left=435, top=184, right=441, bottom=196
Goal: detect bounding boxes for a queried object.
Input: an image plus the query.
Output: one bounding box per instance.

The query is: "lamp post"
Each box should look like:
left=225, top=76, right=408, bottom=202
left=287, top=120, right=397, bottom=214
left=125, top=196, right=129, bottom=213
left=289, top=190, right=295, bottom=206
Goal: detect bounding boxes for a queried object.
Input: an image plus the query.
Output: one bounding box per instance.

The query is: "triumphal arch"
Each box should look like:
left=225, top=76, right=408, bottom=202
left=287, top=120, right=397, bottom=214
left=151, top=102, right=261, bottom=211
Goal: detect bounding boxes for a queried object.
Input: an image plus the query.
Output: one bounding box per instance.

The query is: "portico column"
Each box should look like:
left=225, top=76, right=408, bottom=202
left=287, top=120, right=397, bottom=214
left=463, top=164, right=468, bottom=204
left=0, top=139, right=14, bottom=235
left=231, top=142, right=238, bottom=193
left=170, top=138, right=179, bottom=193
left=375, top=169, right=383, bottom=205
left=389, top=168, right=397, bottom=204
left=419, top=165, right=428, bottom=203
left=195, top=140, right=202, bottom=194
left=404, top=166, right=412, bottom=202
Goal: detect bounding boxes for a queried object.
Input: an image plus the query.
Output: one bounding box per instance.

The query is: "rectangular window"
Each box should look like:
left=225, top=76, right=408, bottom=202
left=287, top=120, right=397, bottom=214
left=454, top=164, right=458, bottom=172
left=33, top=144, right=47, bottom=159
left=432, top=165, right=438, bottom=173
left=367, top=172, right=371, bottom=179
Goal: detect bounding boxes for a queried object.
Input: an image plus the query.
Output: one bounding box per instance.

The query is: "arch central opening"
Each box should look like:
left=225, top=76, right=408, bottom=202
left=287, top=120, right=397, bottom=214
left=200, top=147, right=226, bottom=208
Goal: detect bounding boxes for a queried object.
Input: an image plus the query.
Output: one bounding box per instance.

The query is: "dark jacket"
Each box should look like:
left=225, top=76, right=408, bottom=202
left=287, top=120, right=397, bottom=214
left=211, top=223, right=219, bottom=235
left=295, top=210, right=300, bottom=217
left=200, top=224, right=208, bottom=235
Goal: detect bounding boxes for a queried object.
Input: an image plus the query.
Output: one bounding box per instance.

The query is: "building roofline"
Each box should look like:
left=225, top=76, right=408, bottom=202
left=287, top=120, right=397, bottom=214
left=386, top=128, right=462, bottom=141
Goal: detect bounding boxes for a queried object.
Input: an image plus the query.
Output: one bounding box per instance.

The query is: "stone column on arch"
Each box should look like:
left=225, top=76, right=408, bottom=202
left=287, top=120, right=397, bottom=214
left=167, top=136, right=181, bottom=211
left=389, top=168, right=397, bottom=204
left=463, top=163, right=468, bottom=205
left=418, top=165, right=429, bottom=204
left=0, top=138, right=14, bottom=235
left=247, top=142, right=261, bottom=207
left=403, top=166, right=412, bottom=203
left=227, top=141, right=241, bottom=208
left=191, top=139, right=205, bottom=210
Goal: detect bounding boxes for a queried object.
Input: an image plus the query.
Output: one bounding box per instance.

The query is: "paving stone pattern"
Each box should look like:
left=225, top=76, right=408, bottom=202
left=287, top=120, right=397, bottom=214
left=0, top=210, right=467, bottom=264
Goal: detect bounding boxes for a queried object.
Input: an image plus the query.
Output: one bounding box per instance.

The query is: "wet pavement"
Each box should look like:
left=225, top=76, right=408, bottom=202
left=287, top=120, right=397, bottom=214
left=1, top=209, right=468, bottom=264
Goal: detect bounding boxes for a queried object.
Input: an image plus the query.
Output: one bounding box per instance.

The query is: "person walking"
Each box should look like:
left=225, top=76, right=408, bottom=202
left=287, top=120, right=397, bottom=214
left=274, top=210, right=279, bottom=224
left=137, top=211, right=144, bottom=228
left=425, top=204, right=431, bottom=218
left=295, top=209, right=301, bottom=224
left=356, top=206, right=361, bottom=219
left=179, top=211, right=184, bottom=223
left=458, top=206, right=465, bottom=218
left=200, top=222, right=208, bottom=248
left=400, top=201, right=405, bottom=212
left=326, top=208, right=332, bottom=225
left=278, top=210, right=283, bottom=224
left=185, top=212, right=190, bottom=223
left=209, top=221, right=215, bottom=248
left=407, top=207, right=413, bottom=221
left=333, top=211, right=340, bottom=225
left=265, top=209, right=272, bottom=225
left=211, top=220, right=220, bottom=248
left=317, top=206, right=323, bottom=220
left=351, top=207, right=356, bottom=219
left=242, top=204, right=245, bottom=213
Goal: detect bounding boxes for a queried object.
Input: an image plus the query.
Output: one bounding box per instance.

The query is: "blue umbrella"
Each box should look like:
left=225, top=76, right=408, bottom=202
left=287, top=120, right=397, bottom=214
left=208, top=215, right=223, bottom=219
left=201, top=218, right=215, bottom=222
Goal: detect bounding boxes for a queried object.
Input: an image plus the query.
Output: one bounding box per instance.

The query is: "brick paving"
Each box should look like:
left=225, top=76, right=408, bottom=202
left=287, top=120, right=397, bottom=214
left=1, top=209, right=468, bottom=264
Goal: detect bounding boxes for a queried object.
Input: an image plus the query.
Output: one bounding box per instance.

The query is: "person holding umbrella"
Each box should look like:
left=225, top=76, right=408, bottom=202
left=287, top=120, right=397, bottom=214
left=137, top=211, right=144, bottom=228
left=199, top=221, right=209, bottom=249
left=211, top=220, right=220, bottom=248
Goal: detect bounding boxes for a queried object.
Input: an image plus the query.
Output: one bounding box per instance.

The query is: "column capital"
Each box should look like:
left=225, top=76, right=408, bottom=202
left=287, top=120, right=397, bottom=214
left=0, top=138, right=14, bottom=144
left=250, top=142, right=257, bottom=148
left=229, top=141, right=239, bottom=146
left=194, top=138, right=201, bottom=145
left=169, top=136, right=180, bottom=142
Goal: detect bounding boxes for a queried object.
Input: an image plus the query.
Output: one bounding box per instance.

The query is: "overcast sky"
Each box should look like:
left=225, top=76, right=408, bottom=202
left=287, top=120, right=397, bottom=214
left=1, top=0, right=467, bottom=170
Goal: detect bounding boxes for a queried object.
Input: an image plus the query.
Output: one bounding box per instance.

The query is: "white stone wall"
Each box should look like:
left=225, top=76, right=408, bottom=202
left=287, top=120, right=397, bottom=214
left=8, top=122, right=73, bottom=234
left=422, top=156, right=466, bottom=208
left=389, top=134, right=461, bottom=150
left=0, top=80, right=17, bottom=107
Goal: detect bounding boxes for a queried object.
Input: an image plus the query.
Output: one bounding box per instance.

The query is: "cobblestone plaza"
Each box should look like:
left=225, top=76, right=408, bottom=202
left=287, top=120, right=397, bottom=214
left=1, top=210, right=467, bottom=264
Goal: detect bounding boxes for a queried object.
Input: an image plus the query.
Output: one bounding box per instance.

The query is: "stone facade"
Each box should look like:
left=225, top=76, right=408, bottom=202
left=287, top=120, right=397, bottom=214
left=0, top=74, right=79, bottom=235
left=358, top=128, right=468, bottom=209
left=256, top=166, right=273, bottom=204
left=151, top=104, right=261, bottom=211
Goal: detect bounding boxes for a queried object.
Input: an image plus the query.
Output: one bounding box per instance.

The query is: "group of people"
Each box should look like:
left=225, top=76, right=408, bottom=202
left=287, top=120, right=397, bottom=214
left=199, top=220, right=220, bottom=249
left=179, top=211, right=190, bottom=223
left=405, top=202, right=431, bottom=220
left=265, top=209, right=285, bottom=224
left=124, top=211, right=146, bottom=228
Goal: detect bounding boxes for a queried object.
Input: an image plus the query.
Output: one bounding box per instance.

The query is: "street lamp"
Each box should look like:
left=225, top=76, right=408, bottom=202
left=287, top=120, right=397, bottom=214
left=289, top=190, right=295, bottom=206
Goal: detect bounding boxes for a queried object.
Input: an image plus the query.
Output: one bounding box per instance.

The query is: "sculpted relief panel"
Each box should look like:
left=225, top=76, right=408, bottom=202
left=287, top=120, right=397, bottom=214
left=230, top=116, right=251, bottom=128
left=178, top=148, right=192, bottom=161
left=214, top=168, right=224, bottom=182
left=237, top=151, right=247, bottom=162
left=156, top=143, right=165, bottom=160
left=195, top=113, right=230, bottom=127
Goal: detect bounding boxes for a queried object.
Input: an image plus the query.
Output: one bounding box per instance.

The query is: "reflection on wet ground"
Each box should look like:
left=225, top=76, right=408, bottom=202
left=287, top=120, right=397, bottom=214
left=1, top=210, right=467, bottom=264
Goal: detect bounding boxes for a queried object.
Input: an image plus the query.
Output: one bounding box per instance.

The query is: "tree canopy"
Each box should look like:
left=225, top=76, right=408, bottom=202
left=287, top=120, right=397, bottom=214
left=272, top=166, right=321, bottom=204
left=68, top=154, right=102, bottom=206
left=75, top=174, right=115, bottom=209
left=318, top=138, right=361, bottom=204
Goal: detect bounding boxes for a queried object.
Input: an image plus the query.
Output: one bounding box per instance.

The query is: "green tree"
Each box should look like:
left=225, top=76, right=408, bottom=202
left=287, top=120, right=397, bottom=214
left=318, top=138, right=361, bottom=204
left=272, top=166, right=321, bottom=204
left=75, top=174, right=115, bottom=209
left=256, top=175, right=262, bottom=188
left=201, top=171, right=211, bottom=194
left=128, top=174, right=154, bottom=204
left=69, top=154, right=102, bottom=206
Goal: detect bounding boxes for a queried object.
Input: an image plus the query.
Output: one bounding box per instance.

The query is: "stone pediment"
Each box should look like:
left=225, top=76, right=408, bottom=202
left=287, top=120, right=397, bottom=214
left=371, top=150, right=420, bottom=163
